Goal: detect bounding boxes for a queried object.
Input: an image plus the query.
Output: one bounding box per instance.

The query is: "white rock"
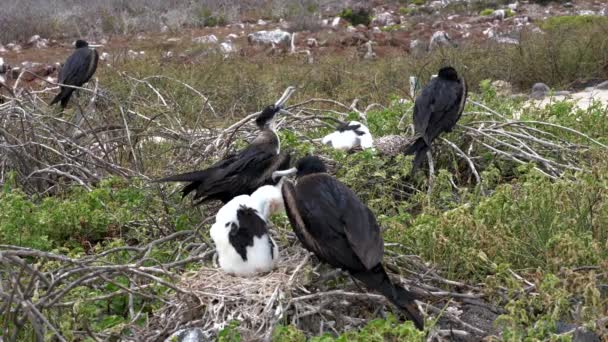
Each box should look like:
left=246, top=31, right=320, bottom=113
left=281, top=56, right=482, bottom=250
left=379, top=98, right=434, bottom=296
left=127, top=50, right=139, bottom=59
left=493, top=9, right=506, bottom=20
left=306, top=38, right=318, bottom=48
left=374, top=12, right=395, bottom=26
left=429, top=1, right=444, bottom=9
left=331, top=17, right=341, bottom=27
left=160, top=25, right=169, bottom=33
left=257, top=19, right=267, bottom=26
left=247, top=29, right=291, bottom=47
left=0, top=57, right=6, bottom=73
left=192, top=34, right=218, bottom=44
left=0, top=75, right=4, bottom=83
left=346, top=25, right=356, bottom=33
left=494, top=36, right=519, bottom=44
left=429, top=30, right=452, bottom=49
left=46, top=76, right=56, bottom=83
left=162, top=51, right=173, bottom=58
left=167, top=37, right=181, bottom=42
left=321, top=19, right=329, bottom=26
left=483, top=27, right=495, bottom=38
left=226, top=33, right=239, bottom=40
left=0, top=45, right=6, bottom=53
left=100, top=38, right=108, bottom=44
left=372, top=26, right=381, bottom=33
left=447, top=15, right=459, bottom=20
left=28, top=35, right=41, bottom=43
left=99, top=52, right=110, bottom=60
left=578, top=10, right=596, bottom=16
left=220, top=41, right=235, bottom=56
left=508, top=2, right=518, bottom=11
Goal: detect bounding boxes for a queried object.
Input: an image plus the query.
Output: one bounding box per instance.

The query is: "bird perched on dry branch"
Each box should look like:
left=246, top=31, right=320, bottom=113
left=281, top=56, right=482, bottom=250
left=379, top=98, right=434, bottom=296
left=156, top=100, right=294, bottom=204
left=322, top=121, right=373, bottom=151
left=210, top=180, right=284, bottom=276
left=404, top=66, right=467, bottom=171
left=50, top=40, right=100, bottom=109
left=273, top=156, right=424, bottom=330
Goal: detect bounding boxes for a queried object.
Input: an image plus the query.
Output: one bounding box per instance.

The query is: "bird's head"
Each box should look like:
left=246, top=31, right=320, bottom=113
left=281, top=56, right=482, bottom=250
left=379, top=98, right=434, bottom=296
left=255, top=104, right=282, bottom=129
left=271, top=155, right=327, bottom=181
left=75, top=40, right=89, bottom=49
left=438, top=67, right=459, bottom=81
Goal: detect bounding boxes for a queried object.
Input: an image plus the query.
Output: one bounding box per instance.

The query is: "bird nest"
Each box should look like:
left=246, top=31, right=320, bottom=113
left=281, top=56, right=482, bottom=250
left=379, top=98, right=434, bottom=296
left=150, top=244, right=310, bottom=341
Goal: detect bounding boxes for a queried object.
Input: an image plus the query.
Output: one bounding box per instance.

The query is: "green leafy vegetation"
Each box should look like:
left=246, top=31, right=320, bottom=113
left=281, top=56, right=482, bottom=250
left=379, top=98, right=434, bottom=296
left=339, top=8, right=371, bottom=26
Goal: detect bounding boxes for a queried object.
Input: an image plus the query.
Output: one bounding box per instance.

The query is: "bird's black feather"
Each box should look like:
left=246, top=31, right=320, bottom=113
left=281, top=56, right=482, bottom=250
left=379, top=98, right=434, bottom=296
left=157, top=146, right=289, bottom=204
left=281, top=157, right=423, bottom=329
left=51, top=41, right=99, bottom=108
left=228, top=206, right=268, bottom=261
left=404, top=66, right=467, bottom=171
left=351, top=264, right=424, bottom=330
left=255, top=104, right=281, bottom=128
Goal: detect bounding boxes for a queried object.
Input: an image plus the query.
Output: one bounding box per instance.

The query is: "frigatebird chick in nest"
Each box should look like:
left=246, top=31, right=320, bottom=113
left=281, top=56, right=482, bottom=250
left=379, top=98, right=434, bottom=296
left=210, top=179, right=285, bottom=276
left=273, top=156, right=424, bottom=330
left=157, top=90, right=295, bottom=204
left=322, top=121, right=373, bottom=151
left=404, top=66, right=467, bottom=171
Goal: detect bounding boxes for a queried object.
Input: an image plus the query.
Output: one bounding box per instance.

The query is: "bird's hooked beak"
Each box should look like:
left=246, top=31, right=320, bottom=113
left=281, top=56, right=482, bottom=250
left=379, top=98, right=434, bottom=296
left=88, top=44, right=103, bottom=48
left=274, top=86, right=296, bottom=108
left=272, top=167, right=297, bottom=181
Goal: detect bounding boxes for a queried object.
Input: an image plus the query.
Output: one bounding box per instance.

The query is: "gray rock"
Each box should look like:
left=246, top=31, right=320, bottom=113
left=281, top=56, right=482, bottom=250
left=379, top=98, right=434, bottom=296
left=374, top=12, right=396, bottom=26
left=166, top=328, right=210, bottom=342
left=429, top=30, right=453, bottom=50
left=192, top=35, right=218, bottom=44
left=493, top=9, right=506, bottom=21
left=220, top=41, right=235, bottom=56
left=578, top=10, right=596, bottom=16
left=0, top=57, right=8, bottom=74
left=494, top=36, right=519, bottom=45
left=247, top=29, right=291, bottom=47
left=530, top=83, right=550, bottom=99
left=563, top=2, right=574, bottom=8
left=595, top=80, right=608, bottom=90
left=492, top=80, right=512, bottom=96
left=555, top=322, right=600, bottom=342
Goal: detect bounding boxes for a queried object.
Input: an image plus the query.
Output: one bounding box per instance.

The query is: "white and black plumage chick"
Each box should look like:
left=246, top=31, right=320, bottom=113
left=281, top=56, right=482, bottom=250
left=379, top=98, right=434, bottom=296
left=273, top=156, right=424, bottom=330
left=50, top=40, right=99, bottom=108
left=404, top=66, right=467, bottom=170
left=321, top=121, right=373, bottom=151
left=209, top=180, right=284, bottom=276
left=156, top=95, right=295, bottom=204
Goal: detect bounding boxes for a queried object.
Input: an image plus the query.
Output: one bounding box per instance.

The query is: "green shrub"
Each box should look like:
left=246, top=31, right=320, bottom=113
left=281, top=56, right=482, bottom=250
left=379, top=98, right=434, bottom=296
left=412, top=0, right=426, bottom=5
left=339, top=8, right=371, bottom=26
left=541, top=15, right=608, bottom=32
left=480, top=8, right=494, bottom=16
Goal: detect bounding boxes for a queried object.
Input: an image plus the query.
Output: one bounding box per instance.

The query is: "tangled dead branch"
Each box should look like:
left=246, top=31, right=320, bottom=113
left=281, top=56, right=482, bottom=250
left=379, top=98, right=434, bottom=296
left=1, top=71, right=605, bottom=341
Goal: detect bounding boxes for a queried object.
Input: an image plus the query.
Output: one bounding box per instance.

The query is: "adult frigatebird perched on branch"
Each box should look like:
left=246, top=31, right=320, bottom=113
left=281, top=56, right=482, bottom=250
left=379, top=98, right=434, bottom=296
left=404, top=66, right=467, bottom=171
left=157, top=87, right=296, bottom=204
left=273, top=156, right=424, bottom=330
left=50, top=40, right=100, bottom=109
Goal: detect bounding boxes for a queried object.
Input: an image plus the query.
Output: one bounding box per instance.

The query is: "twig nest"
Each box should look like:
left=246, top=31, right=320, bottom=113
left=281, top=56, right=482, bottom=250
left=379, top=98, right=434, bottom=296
left=374, top=135, right=412, bottom=156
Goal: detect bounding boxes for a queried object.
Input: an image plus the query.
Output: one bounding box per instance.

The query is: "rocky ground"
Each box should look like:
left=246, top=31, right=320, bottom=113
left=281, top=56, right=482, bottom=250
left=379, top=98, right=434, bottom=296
left=1, top=0, right=607, bottom=101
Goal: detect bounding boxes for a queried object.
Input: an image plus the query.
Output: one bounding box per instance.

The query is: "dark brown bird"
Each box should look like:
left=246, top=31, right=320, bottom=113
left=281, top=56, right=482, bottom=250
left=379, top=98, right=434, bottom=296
left=274, top=156, right=424, bottom=330
left=50, top=40, right=99, bottom=108
left=156, top=103, right=292, bottom=204
left=404, top=66, right=467, bottom=170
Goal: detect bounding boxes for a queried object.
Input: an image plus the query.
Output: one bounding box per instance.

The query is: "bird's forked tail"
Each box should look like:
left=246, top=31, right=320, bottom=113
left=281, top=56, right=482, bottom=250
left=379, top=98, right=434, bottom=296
left=403, top=137, right=429, bottom=172
left=352, top=264, right=424, bottom=330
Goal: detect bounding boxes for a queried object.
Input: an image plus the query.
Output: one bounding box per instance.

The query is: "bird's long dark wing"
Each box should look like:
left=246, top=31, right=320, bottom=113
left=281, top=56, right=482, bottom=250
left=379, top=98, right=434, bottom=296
left=282, top=179, right=325, bottom=256
left=412, top=79, right=438, bottom=144
left=59, top=49, right=95, bottom=86
left=424, top=80, right=463, bottom=141
left=287, top=176, right=383, bottom=271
